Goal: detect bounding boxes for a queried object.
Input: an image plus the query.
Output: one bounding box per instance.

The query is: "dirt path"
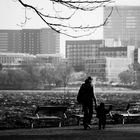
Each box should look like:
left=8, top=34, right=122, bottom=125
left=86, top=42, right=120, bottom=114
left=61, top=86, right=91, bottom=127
left=0, top=124, right=140, bottom=140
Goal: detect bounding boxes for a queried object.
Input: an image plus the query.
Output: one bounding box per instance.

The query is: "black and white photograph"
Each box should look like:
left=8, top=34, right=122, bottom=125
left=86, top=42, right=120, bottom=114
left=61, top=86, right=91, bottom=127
left=1, top=0, right=140, bottom=139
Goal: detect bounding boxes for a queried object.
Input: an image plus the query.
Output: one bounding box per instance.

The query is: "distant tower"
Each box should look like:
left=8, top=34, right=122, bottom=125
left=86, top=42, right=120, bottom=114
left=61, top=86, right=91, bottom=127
left=104, top=6, right=140, bottom=48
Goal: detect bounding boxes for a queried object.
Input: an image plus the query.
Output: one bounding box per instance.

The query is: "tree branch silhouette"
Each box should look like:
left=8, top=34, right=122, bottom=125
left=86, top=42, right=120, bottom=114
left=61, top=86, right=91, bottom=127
left=17, top=0, right=114, bottom=38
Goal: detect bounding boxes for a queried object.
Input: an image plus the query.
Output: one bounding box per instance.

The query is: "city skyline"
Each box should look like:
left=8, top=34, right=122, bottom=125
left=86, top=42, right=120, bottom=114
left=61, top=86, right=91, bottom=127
left=1, top=0, right=140, bottom=56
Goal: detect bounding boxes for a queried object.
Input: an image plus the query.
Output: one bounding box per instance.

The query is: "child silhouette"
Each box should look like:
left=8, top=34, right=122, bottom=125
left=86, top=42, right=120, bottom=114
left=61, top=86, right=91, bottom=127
left=95, top=102, right=112, bottom=130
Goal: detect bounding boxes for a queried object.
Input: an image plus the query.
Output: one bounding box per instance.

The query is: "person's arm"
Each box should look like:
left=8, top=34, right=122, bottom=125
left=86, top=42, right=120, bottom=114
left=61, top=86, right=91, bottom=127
left=95, top=104, right=98, bottom=111
left=93, top=95, right=97, bottom=106
left=92, top=86, right=97, bottom=106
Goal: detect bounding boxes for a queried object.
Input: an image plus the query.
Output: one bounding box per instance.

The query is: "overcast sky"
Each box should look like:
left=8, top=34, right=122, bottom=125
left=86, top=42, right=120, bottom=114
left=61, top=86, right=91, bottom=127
left=0, top=0, right=140, bottom=55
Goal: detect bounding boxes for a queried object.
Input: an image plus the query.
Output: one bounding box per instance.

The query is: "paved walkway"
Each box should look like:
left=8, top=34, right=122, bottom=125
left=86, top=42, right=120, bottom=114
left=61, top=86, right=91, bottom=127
left=0, top=124, right=140, bottom=140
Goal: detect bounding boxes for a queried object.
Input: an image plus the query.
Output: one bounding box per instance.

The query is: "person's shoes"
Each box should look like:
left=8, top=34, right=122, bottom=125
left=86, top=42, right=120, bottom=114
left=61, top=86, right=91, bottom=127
left=84, top=125, right=87, bottom=130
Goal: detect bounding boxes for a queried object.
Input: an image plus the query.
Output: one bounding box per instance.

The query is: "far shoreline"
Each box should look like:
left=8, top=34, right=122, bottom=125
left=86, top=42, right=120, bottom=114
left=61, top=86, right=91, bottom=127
left=0, top=87, right=140, bottom=94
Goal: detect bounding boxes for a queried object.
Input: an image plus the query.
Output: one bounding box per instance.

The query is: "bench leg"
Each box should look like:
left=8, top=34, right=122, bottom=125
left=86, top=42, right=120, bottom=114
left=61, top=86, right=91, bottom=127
left=75, top=117, right=81, bottom=125
left=122, top=117, right=125, bottom=124
left=30, top=120, right=34, bottom=128
left=58, top=121, right=62, bottom=127
left=31, top=122, right=34, bottom=128
left=77, top=118, right=81, bottom=126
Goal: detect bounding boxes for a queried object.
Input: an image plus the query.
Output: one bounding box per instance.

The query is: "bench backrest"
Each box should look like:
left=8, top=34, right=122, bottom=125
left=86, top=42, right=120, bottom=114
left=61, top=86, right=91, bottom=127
left=34, top=105, right=67, bottom=118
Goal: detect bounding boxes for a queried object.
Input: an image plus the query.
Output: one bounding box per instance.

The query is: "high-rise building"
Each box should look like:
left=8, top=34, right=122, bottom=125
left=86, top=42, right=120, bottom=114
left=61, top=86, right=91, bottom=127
left=66, top=40, right=104, bottom=71
left=0, top=28, right=60, bottom=55
left=104, top=6, right=140, bottom=48
left=0, top=30, right=21, bottom=53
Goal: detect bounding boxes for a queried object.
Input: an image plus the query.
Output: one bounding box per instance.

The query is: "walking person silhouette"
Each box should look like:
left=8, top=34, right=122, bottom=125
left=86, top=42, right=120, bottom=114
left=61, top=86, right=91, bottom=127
left=77, top=76, right=96, bottom=130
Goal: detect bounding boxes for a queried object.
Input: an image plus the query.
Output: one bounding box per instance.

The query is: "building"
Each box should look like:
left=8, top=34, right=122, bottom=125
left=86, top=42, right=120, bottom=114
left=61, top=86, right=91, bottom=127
left=85, top=57, right=106, bottom=81
left=0, top=53, right=35, bottom=69
left=134, top=48, right=140, bottom=63
left=106, top=57, right=132, bottom=82
left=20, top=29, right=41, bottom=54
left=85, top=57, right=132, bottom=82
left=105, top=38, right=122, bottom=47
left=98, top=46, right=127, bottom=58
left=104, top=6, right=140, bottom=48
left=85, top=46, right=134, bottom=81
left=0, top=30, right=21, bottom=53
left=36, top=53, right=62, bottom=65
left=0, top=28, right=60, bottom=55
left=99, top=45, right=134, bottom=62
left=0, top=52, right=63, bottom=69
left=66, top=40, right=104, bottom=71
left=40, top=28, right=60, bottom=54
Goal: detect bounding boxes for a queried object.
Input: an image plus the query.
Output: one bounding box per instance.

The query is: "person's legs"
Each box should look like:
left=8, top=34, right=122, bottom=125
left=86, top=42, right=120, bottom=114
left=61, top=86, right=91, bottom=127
left=83, top=104, right=91, bottom=129
left=98, top=119, right=102, bottom=130
left=83, top=105, right=88, bottom=128
left=102, top=119, right=106, bottom=129
left=88, top=104, right=93, bottom=124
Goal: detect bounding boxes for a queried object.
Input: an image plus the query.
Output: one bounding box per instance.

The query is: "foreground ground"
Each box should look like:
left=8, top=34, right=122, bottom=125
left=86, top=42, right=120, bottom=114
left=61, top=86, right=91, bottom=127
left=0, top=124, right=140, bottom=140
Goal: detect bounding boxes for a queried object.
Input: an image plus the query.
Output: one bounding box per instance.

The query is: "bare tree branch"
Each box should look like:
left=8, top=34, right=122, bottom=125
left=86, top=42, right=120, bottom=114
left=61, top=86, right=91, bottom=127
left=51, top=0, right=113, bottom=11
left=16, top=0, right=114, bottom=38
left=17, top=8, right=31, bottom=27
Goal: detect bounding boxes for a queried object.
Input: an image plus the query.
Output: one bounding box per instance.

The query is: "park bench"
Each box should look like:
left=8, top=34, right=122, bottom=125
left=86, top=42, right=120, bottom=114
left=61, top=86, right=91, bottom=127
left=71, top=103, right=140, bottom=125
left=110, top=103, right=140, bottom=124
left=25, top=105, right=67, bottom=128
left=120, top=112, right=140, bottom=124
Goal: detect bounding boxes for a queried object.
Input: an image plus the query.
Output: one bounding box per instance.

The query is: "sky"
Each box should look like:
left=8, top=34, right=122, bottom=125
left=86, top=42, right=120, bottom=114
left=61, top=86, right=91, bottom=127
left=0, top=0, right=140, bottom=56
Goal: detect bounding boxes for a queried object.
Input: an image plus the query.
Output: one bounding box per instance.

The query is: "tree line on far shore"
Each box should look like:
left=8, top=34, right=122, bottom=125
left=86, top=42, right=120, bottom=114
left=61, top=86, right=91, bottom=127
left=0, top=61, right=79, bottom=90
left=1, top=61, right=140, bottom=90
